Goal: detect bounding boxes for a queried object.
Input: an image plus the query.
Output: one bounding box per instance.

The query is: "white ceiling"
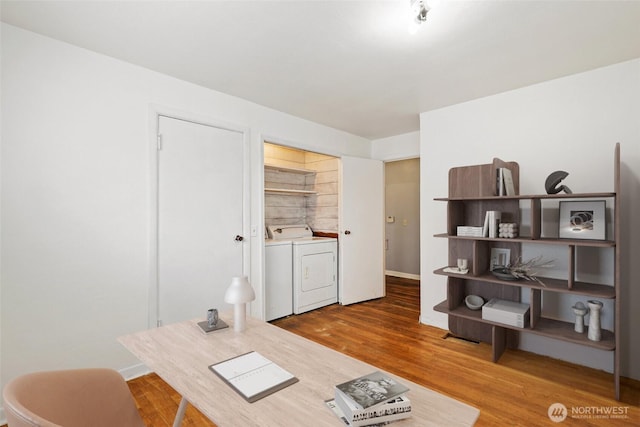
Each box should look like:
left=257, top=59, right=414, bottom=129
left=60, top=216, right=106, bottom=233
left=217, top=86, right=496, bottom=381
left=2, top=0, right=640, bottom=140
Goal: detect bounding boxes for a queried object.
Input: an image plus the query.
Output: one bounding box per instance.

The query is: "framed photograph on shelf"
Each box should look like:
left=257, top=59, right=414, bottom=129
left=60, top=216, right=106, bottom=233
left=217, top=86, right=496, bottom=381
left=490, top=248, right=511, bottom=271
left=559, top=200, right=606, bottom=240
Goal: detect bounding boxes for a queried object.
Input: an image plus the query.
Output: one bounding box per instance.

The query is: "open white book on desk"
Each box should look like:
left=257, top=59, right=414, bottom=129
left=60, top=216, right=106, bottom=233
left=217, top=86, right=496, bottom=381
left=209, top=351, right=299, bottom=403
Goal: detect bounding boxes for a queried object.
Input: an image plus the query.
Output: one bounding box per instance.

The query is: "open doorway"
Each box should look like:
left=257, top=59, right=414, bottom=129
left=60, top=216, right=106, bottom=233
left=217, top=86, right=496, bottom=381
left=263, top=141, right=385, bottom=318
left=385, top=158, right=420, bottom=280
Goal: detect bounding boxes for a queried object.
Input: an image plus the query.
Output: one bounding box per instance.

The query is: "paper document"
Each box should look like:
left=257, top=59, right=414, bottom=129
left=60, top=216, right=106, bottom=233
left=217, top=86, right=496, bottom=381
left=209, top=351, right=298, bottom=403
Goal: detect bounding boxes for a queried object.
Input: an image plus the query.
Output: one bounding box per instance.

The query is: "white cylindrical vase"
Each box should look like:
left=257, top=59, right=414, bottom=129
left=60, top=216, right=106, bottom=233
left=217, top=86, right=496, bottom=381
left=587, top=300, right=603, bottom=342
left=572, top=302, right=587, bottom=334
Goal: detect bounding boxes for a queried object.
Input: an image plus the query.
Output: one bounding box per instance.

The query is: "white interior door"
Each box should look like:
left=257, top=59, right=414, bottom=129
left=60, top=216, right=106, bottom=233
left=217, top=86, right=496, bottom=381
left=339, top=156, right=385, bottom=305
left=156, top=116, right=245, bottom=326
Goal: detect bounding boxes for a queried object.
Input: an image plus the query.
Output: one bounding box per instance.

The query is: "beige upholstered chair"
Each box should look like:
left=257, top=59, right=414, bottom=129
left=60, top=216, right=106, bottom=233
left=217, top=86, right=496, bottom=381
left=2, top=368, right=145, bottom=427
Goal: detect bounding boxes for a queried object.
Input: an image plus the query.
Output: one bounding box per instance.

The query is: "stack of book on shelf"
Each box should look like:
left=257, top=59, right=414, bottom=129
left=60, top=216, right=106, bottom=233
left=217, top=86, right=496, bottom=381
left=457, top=226, right=484, bottom=237
left=483, top=211, right=502, bottom=238
left=496, top=167, right=516, bottom=196
left=326, top=371, right=411, bottom=426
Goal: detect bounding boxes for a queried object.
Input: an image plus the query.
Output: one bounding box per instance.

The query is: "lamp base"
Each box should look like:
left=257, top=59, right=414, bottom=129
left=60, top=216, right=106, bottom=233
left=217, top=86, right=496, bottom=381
left=233, top=303, right=247, bottom=332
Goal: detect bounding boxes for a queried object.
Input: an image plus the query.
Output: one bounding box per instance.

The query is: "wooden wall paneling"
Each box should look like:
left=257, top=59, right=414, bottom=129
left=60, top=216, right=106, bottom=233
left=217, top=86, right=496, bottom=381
left=450, top=316, right=494, bottom=345
left=450, top=280, right=513, bottom=344
left=448, top=164, right=492, bottom=198
left=530, top=288, right=542, bottom=329
left=447, top=201, right=465, bottom=235
left=452, top=278, right=493, bottom=343
left=495, top=282, right=520, bottom=303
left=567, top=245, right=576, bottom=289
left=492, top=326, right=507, bottom=362
left=614, top=143, right=621, bottom=400
left=446, top=277, right=466, bottom=310
left=475, top=241, right=490, bottom=275
left=449, top=239, right=473, bottom=268
left=530, top=198, right=541, bottom=239
left=448, top=159, right=518, bottom=198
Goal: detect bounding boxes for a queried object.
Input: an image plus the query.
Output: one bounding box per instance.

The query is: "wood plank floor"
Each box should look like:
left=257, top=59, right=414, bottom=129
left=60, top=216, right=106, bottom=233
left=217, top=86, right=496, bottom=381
left=126, top=276, right=639, bottom=426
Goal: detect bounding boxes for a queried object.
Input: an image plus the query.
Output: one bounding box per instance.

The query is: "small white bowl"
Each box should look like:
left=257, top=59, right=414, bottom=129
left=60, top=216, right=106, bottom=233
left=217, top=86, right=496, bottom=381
left=465, top=295, right=484, bottom=311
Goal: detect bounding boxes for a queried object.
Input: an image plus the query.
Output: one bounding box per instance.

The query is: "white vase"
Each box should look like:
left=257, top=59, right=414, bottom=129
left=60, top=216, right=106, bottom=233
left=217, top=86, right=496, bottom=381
left=587, top=300, right=603, bottom=342
left=572, top=302, right=587, bottom=333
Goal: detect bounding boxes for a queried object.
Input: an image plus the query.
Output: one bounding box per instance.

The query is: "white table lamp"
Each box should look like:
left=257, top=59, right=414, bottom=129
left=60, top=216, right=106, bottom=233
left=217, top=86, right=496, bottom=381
left=224, top=276, right=255, bottom=332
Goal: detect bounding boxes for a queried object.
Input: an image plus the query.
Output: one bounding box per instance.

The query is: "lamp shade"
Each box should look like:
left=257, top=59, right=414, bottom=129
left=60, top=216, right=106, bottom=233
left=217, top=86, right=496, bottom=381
left=224, top=276, right=255, bottom=304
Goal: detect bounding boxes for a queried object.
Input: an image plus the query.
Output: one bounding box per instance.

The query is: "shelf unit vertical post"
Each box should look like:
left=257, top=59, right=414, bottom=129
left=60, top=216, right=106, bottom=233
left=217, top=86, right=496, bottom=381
left=567, top=245, right=575, bottom=290
left=530, top=198, right=542, bottom=240
left=614, top=143, right=621, bottom=400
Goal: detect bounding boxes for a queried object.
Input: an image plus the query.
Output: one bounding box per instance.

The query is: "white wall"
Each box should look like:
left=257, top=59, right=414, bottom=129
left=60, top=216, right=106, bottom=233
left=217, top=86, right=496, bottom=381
left=371, top=131, right=420, bottom=161
left=0, top=23, right=370, bottom=396
left=420, top=59, right=640, bottom=379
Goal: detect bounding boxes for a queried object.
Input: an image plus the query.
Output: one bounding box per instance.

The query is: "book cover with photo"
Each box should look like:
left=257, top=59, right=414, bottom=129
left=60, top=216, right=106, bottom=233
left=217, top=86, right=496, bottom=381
left=335, top=371, right=409, bottom=410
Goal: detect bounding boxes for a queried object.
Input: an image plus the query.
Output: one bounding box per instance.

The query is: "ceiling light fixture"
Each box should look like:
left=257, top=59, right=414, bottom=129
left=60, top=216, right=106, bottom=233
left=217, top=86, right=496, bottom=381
left=408, top=0, right=431, bottom=34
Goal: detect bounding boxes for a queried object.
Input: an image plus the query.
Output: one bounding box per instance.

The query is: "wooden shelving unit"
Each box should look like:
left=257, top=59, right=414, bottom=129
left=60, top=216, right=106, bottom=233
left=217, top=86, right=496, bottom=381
left=264, top=164, right=317, bottom=196
left=434, top=145, right=621, bottom=399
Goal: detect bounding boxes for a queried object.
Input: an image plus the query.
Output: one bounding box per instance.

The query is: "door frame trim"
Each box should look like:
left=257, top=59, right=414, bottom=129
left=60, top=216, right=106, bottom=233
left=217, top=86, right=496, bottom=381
left=147, top=104, right=251, bottom=328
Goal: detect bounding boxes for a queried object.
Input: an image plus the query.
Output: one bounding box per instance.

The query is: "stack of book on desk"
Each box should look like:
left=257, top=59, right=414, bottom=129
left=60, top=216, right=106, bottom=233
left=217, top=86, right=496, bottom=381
left=327, top=371, right=411, bottom=426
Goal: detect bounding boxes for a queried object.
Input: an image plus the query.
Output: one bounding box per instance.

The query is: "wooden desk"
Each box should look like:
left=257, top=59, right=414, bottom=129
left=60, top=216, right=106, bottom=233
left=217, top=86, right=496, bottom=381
left=119, top=316, right=479, bottom=426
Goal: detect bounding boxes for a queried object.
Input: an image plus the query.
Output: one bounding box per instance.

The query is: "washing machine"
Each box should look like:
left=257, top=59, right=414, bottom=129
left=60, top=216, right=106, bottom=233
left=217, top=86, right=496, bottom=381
left=266, top=224, right=338, bottom=315
left=265, top=239, right=293, bottom=321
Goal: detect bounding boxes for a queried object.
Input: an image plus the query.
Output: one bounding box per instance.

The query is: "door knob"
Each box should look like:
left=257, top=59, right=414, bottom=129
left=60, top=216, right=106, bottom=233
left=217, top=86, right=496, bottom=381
left=235, top=235, right=244, bottom=242
left=344, top=230, right=351, bottom=235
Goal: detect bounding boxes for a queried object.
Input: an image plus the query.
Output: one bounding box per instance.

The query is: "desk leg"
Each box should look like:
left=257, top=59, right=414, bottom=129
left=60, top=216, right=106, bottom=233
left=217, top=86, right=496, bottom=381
left=172, top=396, right=188, bottom=427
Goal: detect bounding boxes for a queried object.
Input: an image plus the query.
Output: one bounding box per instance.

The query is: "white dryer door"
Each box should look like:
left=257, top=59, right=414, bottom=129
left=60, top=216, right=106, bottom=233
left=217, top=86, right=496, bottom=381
left=293, top=242, right=337, bottom=314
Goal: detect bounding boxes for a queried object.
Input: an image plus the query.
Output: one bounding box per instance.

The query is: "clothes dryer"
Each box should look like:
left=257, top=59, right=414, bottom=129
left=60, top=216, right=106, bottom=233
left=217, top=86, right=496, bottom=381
left=266, top=224, right=338, bottom=315
left=292, top=238, right=337, bottom=314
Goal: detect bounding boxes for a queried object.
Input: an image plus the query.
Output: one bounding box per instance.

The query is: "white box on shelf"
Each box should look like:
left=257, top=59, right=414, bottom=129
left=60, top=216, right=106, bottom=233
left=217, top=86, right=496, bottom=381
left=482, top=298, right=529, bottom=328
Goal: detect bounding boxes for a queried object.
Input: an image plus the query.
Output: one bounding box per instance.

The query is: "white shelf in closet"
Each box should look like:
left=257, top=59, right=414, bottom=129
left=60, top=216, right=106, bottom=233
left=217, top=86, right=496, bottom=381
left=264, top=188, right=317, bottom=196
left=264, top=164, right=316, bottom=175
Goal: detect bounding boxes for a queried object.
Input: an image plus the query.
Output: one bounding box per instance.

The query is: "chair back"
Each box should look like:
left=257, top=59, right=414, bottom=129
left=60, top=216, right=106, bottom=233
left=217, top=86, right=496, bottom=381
left=3, top=368, right=145, bottom=427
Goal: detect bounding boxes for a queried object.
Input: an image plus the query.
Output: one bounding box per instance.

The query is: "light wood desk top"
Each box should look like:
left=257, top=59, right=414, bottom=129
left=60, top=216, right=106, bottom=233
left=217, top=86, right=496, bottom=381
left=119, top=316, right=479, bottom=426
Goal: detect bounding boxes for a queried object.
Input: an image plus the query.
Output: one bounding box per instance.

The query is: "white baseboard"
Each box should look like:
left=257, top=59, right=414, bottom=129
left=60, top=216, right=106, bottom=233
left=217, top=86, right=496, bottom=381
left=385, top=270, right=420, bottom=281
left=119, top=362, right=151, bottom=381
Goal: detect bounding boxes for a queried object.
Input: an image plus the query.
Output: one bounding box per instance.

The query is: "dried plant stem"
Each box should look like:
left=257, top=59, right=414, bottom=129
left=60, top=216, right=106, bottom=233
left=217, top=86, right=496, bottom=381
left=505, top=256, right=554, bottom=286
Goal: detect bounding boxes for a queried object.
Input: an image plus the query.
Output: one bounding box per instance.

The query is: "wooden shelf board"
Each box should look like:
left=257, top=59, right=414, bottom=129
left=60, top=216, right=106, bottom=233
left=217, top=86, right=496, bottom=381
left=434, top=300, right=615, bottom=351
left=434, top=192, right=615, bottom=202
left=264, top=188, right=316, bottom=195
left=433, top=267, right=615, bottom=298
left=533, top=317, right=615, bottom=350
left=433, top=233, right=615, bottom=248
left=264, top=164, right=316, bottom=175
